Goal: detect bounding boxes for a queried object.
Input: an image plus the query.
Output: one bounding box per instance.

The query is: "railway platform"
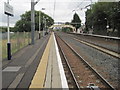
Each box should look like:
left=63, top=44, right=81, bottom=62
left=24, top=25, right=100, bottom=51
left=29, top=32, right=68, bottom=88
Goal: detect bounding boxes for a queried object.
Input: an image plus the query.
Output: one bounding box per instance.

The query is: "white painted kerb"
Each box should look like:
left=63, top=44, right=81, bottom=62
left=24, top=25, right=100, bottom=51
left=53, top=33, right=69, bottom=88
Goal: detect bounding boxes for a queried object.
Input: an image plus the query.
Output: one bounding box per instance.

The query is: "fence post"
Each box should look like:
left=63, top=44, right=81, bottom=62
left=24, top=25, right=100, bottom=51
left=17, top=31, right=20, bottom=49
left=24, top=31, right=25, bottom=46
left=17, top=31, right=18, bottom=50
left=28, top=32, right=30, bottom=45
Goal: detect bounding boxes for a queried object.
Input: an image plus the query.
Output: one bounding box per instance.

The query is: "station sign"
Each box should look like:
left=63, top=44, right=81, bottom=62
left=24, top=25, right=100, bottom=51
left=4, top=2, right=14, bottom=16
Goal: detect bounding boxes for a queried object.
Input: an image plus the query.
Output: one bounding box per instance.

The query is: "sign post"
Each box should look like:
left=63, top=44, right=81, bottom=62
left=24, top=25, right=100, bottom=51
left=4, top=0, right=13, bottom=60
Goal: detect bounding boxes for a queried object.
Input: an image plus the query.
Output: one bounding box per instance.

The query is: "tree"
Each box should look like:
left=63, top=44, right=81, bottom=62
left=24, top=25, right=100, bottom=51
left=109, top=2, right=120, bottom=34
left=92, top=2, right=107, bottom=34
left=85, top=2, right=120, bottom=36
left=14, top=11, right=54, bottom=32
left=62, top=27, right=73, bottom=32
left=85, top=9, right=93, bottom=32
left=71, top=13, right=81, bottom=30
left=65, top=22, right=70, bottom=25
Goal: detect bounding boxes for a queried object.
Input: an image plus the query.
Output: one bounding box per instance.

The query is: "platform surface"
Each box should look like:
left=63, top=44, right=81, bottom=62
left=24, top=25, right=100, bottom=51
left=29, top=32, right=68, bottom=88
left=44, top=33, right=62, bottom=88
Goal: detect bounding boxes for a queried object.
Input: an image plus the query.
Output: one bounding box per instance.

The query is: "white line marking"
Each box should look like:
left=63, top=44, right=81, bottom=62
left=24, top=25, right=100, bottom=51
left=53, top=33, right=69, bottom=88
left=3, top=66, right=21, bottom=72
left=8, top=73, right=24, bottom=88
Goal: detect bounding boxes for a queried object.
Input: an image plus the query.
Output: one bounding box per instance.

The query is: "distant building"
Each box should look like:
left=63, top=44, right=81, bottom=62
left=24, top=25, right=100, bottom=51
left=88, top=29, right=93, bottom=34
left=77, top=24, right=85, bottom=34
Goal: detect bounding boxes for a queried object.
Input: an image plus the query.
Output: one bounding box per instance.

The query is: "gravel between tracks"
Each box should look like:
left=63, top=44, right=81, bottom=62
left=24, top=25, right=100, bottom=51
left=56, top=32, right=119, bottom=88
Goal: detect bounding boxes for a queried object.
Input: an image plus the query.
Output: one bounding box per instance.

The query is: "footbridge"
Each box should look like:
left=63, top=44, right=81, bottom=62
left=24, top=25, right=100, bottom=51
left=50, top=24, right=76, bottom=32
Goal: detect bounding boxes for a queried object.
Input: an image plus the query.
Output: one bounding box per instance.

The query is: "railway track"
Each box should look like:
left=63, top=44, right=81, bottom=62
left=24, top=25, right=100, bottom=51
left=57, top=37, right=80, bottom=89
left=55, top=34, right=115, bottom=90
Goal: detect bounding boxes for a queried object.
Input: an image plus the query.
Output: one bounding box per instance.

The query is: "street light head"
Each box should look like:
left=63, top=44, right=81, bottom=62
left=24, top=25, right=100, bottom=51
left=107, top=25, right=109, bottom=29
left=42, top=8, right=45, bottom=10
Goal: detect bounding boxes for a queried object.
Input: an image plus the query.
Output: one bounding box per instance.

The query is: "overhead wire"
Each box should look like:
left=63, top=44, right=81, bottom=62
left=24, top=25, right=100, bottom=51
left=52, top=0, right=86, bottom=24
left=53, top=0, right=56, bottom=19
left=48, top=0, right=53, bottom=17
left=76, top=0, right=84, bottom=9
left=62, top=0, right=85, bottom=23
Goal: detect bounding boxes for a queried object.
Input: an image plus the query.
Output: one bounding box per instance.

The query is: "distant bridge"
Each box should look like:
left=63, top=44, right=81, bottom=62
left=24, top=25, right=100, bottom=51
left=50, top=24, right=76, bottom=32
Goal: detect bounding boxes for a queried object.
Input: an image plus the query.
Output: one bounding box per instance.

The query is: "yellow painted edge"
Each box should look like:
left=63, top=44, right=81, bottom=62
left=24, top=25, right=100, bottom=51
left=29, top=33, right=53, bottom=88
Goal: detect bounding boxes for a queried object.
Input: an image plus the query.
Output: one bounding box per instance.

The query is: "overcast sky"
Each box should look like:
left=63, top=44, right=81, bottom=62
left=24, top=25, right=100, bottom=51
left=0, top=0, right=99, bottom=27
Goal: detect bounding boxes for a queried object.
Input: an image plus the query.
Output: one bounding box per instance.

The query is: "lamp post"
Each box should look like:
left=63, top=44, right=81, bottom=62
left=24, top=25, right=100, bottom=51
left=43, top=16, right=45, bottom=37
left=105, top=18, right=109, bottom=36
left=45, top=18, right=46, bottom=34
left=39, top=8, right=45, bottom=38
left=31, top=0, right=40, bottom=44
left=39, top=10, right=41, bottom=39
left=45, top=17, right=48, bottom=34
left=31, top=0, right=35, bottom=44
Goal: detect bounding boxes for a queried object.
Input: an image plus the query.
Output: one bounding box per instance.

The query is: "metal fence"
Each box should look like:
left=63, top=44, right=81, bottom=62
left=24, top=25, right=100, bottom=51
left=2, top=31, right=45, bottom=59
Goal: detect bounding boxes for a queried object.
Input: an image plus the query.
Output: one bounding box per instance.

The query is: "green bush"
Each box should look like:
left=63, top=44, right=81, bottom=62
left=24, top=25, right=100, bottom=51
left=62, top=27, right=73, bottom=32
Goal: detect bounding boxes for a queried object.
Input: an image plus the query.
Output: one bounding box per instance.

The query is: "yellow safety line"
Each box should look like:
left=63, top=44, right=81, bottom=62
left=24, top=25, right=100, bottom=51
left=29, top=33, right=53, bottom=88
left=73, top=38, right=120, bottom=58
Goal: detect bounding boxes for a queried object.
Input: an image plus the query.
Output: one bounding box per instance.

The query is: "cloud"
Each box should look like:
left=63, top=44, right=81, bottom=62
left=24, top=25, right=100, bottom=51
left=0, top=0, right=98, bottom=27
